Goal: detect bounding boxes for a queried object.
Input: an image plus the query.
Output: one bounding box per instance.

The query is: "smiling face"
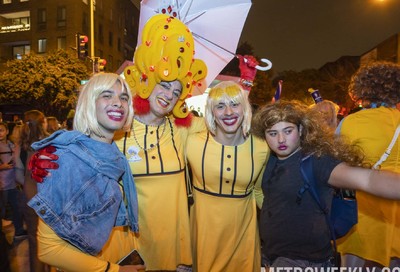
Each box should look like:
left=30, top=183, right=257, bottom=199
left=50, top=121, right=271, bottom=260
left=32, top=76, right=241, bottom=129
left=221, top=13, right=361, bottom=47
left=213, top=100, right=244, bottom=137
left=94, top=81, right=130, bottom=142
left=148, top=80, right=182, bottom=119
left=265, top=121, right=302, bottom=160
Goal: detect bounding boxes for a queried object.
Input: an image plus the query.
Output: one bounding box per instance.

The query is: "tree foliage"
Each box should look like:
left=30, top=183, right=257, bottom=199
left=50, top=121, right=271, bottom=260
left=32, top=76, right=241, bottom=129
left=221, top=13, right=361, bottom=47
left=222, top=40, right=360, bottom=110
left=0, top=50, right=91, bottom=120
left=274, top=57, right=359, bottom=107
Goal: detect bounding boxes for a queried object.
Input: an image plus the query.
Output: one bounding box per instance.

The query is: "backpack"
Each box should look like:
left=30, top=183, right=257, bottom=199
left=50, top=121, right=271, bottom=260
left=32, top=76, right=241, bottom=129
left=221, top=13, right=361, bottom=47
left=299, top=155, right=358, bottom=242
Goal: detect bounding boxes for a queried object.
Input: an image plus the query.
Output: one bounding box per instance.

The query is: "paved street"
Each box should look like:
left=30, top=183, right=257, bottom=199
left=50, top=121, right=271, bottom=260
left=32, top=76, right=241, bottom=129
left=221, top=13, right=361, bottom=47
left=2, top=219, right=267, bottom=272
left=3, top=220, right=30, bottom=272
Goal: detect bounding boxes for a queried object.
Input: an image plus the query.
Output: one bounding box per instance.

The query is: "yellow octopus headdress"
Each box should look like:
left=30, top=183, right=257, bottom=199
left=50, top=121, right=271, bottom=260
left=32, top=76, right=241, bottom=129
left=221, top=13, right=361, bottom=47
left=124, top=14, right=207, bottom=125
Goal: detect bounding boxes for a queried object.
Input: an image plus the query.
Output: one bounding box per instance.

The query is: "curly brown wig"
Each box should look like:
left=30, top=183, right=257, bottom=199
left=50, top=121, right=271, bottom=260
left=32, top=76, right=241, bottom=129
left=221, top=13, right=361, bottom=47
left=349, top=61, right=400, bottom=108
left=251, top=100, right=364, bottom=166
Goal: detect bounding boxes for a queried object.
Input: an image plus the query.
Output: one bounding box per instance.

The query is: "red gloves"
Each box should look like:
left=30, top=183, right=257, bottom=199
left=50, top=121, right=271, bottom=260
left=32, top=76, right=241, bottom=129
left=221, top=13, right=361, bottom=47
left=28, top=145, right=59, bottom=183
left=237, top=54, right=259, bottom=91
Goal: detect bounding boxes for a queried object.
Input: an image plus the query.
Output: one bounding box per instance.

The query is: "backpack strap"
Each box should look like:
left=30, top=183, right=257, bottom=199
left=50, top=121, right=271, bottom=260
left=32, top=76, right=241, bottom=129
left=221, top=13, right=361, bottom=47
left=299, top=155, right=328, bottom=214
left=299, top=155, right=338, bottom=250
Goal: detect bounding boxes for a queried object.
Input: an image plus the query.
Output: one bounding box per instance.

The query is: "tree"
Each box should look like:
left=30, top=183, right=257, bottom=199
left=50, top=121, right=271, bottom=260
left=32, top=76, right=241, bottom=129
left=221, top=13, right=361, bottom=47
left=275, top=56, right=359, bottom=107
left=0, top=50, right=91, bottom=120
left=276, top=69, right=322, bottom=104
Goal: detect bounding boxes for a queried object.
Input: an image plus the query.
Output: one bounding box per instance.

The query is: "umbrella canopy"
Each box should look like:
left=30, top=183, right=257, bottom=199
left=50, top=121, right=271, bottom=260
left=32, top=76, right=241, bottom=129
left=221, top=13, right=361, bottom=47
left=138, top=0, right=252, bottom=94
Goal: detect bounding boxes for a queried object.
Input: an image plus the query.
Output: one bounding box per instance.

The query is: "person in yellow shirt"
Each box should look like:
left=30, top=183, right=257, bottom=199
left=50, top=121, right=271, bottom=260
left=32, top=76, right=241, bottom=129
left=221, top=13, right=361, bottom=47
left=336, top=61, right=400, bottom=268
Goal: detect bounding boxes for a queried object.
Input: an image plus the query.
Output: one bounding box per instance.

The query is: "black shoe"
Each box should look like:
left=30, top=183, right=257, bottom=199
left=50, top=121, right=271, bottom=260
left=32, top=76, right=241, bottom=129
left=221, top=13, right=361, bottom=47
left=13, top=230, right=28, bottom=241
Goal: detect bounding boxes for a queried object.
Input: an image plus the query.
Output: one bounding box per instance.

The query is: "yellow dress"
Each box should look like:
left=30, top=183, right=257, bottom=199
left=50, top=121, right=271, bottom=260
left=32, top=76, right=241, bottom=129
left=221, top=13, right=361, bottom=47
left=37, top=219, right=137, bottom=272
left=187, top=132, right=269, bottom=272
left=115, top=116, right=205, bottom=271
left=337, top=107, right=400, bottom=266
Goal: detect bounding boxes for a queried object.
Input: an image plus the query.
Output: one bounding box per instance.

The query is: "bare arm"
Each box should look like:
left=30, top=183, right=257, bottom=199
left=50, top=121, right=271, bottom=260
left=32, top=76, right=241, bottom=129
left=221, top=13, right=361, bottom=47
left=329, top=162, right=400, bottom=200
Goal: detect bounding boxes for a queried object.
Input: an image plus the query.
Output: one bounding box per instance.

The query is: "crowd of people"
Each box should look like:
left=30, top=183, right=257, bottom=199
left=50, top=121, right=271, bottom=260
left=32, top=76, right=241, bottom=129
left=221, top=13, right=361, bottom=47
left=2, top=13, right=400, bottom=272
left=0, top=108, right=76, bottom=272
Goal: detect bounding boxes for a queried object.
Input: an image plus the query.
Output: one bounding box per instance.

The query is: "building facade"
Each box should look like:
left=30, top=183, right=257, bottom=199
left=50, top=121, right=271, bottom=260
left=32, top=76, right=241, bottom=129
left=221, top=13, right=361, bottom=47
left=361, top=33, right=400, bottom=66
left=0, top=0, right=139, bottom=73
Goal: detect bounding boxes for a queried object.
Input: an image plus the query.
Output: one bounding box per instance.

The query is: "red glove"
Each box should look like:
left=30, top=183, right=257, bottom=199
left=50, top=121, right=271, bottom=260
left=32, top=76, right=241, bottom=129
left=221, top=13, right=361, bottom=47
left=28, top=145, right=59, bottom=183
left=237, top=55, right=259, bottom=91
left=238, top=54, right=259, bottom=80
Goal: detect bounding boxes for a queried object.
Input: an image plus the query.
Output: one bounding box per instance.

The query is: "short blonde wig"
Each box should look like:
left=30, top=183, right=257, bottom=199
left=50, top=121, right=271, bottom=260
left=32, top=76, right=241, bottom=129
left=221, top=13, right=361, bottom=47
left=205, top=81, right=252, bottom=136
left=74, top=73, right=134, bottom=138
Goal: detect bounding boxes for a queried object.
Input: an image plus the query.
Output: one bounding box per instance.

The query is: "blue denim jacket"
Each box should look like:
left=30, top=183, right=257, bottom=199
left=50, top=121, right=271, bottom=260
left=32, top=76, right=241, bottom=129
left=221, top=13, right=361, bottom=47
left=28, top=130, right=139, bottom=255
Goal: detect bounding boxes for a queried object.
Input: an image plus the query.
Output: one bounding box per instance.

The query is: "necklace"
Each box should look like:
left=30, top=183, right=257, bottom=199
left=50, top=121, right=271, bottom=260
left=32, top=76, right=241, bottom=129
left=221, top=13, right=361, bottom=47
left=132, top=117, right=167, bottom=151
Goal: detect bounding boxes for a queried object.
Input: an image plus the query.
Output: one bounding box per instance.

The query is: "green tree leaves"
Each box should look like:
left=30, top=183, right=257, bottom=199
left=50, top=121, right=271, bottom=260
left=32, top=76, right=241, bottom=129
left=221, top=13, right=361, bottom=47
left=0, top=50, right=91, bottom=120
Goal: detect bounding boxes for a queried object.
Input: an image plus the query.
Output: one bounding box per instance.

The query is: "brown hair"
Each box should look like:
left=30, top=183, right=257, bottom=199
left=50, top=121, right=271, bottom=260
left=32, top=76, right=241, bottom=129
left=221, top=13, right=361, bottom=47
left=252, top=100, right=365, bottom=166
left=349, top=61, right=400, bottom=108
left=21, top=110, right=49, bottom=151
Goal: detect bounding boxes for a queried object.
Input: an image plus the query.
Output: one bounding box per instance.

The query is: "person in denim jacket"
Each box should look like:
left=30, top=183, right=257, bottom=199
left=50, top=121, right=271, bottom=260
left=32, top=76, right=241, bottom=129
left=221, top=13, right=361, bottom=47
left=28, top=73, right=144, bottom=272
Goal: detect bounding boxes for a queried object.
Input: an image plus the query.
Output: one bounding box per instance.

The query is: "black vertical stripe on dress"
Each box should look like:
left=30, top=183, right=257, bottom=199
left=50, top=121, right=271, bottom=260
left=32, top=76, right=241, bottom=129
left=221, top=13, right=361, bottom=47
left=230, top=146, right=238, bottom=195
left=156, top=124, right=164, bottom=173
left=219, top=145, right=225, bottom=194
left=245, top=135, right=255, bottom=194
left=168, top=118, right=182, bottom=170
left=144, top=125, right=150, bottom=174
left=201, top=133, right=210, bottom=190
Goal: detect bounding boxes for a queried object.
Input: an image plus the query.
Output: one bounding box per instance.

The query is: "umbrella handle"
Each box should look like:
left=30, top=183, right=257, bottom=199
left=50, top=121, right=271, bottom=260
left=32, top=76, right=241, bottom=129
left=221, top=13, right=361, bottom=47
left=255, top=58, right=272, bottom=71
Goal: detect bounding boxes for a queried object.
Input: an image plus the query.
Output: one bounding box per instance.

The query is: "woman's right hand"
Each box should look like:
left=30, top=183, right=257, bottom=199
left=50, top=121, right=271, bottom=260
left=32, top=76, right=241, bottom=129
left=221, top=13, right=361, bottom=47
left=119, top=264, right=146, bottom=272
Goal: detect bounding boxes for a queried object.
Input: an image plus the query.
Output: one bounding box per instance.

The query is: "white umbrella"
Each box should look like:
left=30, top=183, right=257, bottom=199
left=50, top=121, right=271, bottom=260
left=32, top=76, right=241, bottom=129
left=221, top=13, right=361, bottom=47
left=137, top=0, right=270, bottom=94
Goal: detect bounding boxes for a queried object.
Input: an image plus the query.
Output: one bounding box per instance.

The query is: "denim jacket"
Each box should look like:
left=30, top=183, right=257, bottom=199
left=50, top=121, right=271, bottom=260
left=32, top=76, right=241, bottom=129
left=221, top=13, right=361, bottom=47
left=28, top=130, right=139, bottom=255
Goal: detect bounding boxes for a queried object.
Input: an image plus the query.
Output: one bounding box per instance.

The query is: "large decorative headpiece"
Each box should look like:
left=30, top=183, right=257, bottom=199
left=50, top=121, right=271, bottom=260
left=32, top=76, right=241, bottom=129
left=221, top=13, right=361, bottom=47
left=124, top=14, right=207, bottom=125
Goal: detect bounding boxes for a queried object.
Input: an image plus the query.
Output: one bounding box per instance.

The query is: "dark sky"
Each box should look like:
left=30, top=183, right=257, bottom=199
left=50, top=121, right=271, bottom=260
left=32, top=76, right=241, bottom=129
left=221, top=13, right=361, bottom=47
left=239, top=0, right=400, bottom=72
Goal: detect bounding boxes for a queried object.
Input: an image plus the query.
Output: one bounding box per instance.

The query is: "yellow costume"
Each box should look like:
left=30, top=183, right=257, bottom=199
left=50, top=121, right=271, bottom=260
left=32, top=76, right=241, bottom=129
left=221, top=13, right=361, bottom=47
left=337, top=107, right=400, bottom=266
left=37, top=219, right=137, bottom=272
left=120, top=14, right=208, bottom=270
left=115, top=117, right=205, bottom=271
left=37, top=117, right=205, bottom=272
left=187, top=132, right=269, bottom=272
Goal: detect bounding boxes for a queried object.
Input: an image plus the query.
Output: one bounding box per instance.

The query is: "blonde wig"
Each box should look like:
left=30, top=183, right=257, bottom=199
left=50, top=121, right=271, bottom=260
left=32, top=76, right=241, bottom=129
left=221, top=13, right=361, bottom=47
left=205, top=81, right=252, bottom=136
left=124, top=14, right=207, bottom=119
left=74, top=72, right=134, bottom=138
